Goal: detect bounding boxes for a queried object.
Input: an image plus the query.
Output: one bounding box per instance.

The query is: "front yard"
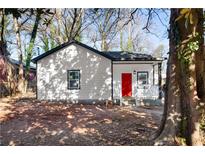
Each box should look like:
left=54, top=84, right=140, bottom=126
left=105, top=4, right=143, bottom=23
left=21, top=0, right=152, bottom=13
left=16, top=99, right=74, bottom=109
left=0, top=93, right=162, bottom=146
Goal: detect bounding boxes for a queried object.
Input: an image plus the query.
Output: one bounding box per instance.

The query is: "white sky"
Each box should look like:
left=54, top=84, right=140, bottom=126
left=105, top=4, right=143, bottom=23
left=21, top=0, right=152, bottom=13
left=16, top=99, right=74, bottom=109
left=1, top=0, right=205, bottom=8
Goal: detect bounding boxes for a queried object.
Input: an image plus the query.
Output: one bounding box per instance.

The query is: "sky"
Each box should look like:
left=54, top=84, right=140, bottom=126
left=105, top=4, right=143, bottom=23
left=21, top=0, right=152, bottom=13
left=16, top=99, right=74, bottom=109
left=8, top=8, right=170, bottom=69
left=82, top=9, right=170, bottom=57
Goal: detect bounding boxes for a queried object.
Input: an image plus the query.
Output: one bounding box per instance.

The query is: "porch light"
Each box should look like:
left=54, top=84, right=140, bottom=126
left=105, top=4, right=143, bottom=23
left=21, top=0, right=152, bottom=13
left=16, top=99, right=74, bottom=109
left=133, top=70, right=136, bottom=74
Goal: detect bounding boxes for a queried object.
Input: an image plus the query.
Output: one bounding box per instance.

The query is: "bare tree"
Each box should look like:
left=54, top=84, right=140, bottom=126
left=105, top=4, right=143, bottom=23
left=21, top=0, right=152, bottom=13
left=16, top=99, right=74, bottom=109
left=55, top=8, right=64, bottom=44
left=88, top=9, right=122, bottom=51
left=9, top=8, right=31, bottom=93
left=24, top=9, right=53, bottom=91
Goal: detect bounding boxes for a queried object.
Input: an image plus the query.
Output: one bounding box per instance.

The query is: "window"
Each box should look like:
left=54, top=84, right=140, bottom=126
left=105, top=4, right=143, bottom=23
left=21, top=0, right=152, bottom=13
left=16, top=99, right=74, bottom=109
left=67, top=70, right=80, bottom=89
left=137, top=72, right=148, bottom=85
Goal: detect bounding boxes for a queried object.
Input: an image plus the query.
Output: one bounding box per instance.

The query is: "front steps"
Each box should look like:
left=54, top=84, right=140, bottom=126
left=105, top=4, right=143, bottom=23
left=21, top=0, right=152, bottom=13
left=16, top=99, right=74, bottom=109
left=120, top=97, right=136, bottom=106
left=120, top=97, right=163, bottom=106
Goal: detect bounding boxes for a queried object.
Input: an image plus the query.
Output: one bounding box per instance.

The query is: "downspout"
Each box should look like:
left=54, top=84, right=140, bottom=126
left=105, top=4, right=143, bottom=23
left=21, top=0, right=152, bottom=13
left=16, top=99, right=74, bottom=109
left=153, top=64, right=155, bottom=85
left=36, top=62, right=38, bottom=99
left=158, top=62, right=162, bottom=99
left=111, top=60, right=114, bottom=101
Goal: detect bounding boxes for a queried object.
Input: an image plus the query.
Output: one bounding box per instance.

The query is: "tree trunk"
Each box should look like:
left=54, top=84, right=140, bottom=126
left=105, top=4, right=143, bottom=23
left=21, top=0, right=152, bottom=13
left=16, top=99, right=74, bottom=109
left=0, top=9, right=5, bottom=41
left=0, top=9, right=16, bottom=96
left=155, top=8, right=204, bottom=146
left=70, top=9, right=84, bottom=41
left=13, top=16, right=25, bottom=94
left=189, top=53, right=203, bottom=145
left=25, top=9, right=41, bottom=92
left=120, top=30, right=124, bottom=51
left=101, top=33, right=107, bottom=51
left=154, top=9, right=182, bottom=145
left=56, top=8, right=63, bottom=44
left=176, top=8, right=203, bottom=146
left=127, top=20, right=133, bottom=52
left=195, top=9, right=205, bottom=102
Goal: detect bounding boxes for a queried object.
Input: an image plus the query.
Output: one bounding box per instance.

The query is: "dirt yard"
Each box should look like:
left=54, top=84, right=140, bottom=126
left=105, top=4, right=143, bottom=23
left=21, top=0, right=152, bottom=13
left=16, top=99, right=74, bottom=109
left=0, top=93, right=163, bottom=146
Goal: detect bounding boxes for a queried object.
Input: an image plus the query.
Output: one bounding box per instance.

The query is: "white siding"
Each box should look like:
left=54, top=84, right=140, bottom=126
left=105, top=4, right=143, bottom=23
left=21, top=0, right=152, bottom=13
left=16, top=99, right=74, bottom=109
left=37, top=44, right=112, bottom=101
left=113, top=62, right=159, bottom=99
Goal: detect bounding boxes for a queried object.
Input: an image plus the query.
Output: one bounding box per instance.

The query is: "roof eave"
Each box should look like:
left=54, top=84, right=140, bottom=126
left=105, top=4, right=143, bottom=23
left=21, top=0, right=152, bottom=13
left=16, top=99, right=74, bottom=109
left=112, top=59, right=164, bottom=62
left=31, top=40, right=114, bottom=63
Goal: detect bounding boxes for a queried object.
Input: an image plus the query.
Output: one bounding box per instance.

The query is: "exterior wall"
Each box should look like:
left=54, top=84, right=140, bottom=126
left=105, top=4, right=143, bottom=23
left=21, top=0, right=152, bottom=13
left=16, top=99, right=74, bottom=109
left=113, top=62, right=159, bottom=100
left=37, top=44, right=112, bottom=101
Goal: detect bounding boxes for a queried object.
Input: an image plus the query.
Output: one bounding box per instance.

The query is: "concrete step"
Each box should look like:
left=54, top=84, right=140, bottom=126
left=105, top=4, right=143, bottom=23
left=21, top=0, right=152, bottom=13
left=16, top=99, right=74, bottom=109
left=121, top=97, right=136, bottom=106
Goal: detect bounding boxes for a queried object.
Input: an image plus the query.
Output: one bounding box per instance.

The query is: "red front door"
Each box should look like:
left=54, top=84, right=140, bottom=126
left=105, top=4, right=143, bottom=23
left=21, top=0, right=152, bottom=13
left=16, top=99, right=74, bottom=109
left=121, top=73, right=132, bottom=97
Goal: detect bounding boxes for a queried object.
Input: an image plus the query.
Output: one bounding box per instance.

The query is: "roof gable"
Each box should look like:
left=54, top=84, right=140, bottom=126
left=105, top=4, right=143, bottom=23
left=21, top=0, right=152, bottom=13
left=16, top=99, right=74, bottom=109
left=32, top=40, right=113, bottom=63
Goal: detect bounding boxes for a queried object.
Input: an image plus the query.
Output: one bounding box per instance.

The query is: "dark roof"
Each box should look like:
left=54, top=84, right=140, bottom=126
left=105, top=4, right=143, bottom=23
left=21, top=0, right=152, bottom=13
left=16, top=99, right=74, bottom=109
left=9, top=58, right=36, bottom=70
left=103, top=51, right=161, bottom=61
left=32, top=40, right=163, bottom=63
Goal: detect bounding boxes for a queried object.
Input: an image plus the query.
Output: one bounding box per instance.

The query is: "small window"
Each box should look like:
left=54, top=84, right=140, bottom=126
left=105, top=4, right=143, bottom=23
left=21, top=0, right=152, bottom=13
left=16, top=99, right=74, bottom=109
left=67, top=70, right=80, bottom=89
left=137, top=72, right=148, bottom=85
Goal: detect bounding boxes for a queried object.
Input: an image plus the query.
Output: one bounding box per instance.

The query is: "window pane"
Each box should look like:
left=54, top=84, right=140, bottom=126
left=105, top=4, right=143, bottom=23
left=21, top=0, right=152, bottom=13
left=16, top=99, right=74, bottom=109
left=142, top=80, right=147, bottom=84
left=69, top=80, right=79, bottom=88
left=68, top=70, right=80, bottom=89
left=138, top=72, right=148, bottom=85
left=139, top=73, right=147, bottom=80
left=69, top=71, right=79, bottom=79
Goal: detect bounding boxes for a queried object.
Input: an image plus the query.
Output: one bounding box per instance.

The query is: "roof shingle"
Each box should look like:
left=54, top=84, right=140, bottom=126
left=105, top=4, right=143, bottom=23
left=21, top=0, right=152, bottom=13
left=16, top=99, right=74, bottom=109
left=103, top=51, right=159, bottom=61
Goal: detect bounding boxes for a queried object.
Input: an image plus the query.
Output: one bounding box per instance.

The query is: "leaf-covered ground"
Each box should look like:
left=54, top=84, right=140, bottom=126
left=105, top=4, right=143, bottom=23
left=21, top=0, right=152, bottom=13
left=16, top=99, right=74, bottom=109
left=0, top=93, right=162, bottom=146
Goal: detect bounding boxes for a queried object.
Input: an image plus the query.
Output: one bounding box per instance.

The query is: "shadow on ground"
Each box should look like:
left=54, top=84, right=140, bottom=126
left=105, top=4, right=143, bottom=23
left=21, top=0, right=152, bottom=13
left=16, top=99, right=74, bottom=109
left=0, top=94, right=162, bottom=146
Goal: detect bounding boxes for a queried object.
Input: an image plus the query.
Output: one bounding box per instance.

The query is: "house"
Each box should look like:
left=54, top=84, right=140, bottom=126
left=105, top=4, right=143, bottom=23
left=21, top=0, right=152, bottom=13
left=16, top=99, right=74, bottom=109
left=8, top=58, right=37, bottom=91
left=9, top=58, right=36, bottom=77
left=32, top=40, right=164, bottom=104
left=0, top=57, right=36, bottom=97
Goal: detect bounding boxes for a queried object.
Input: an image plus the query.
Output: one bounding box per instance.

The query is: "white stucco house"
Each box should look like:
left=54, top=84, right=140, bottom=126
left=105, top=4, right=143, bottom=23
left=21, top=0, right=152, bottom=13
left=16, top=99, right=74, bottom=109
left=32, top=40, right=164, bottom=104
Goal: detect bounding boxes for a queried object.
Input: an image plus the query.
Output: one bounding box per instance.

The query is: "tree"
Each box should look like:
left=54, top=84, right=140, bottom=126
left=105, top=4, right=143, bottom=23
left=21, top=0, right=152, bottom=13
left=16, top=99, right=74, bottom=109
left=152, top=44, right=164, bottom=58
left=155, top=8, right=204, bottom=146
left=12, top=10, right=24, bottom=93
left=120, top=30, right=124, bottom=51
left=126, top=17, right=134, bottom=52
left=60, top=8, right=85, bottom=42
left=55, top=8, right=63, bottom=44
left=9, top=9, right=31, bottom=93
left=25, top=9, right=53, bottom=91
left=38, top=22, right=58, bottom=52
left=195, top=9, right=205, bottom=102
left=38, top=8, right=86, bottom=49
left=89, top=9, right=122, bottom=51
left=25, top=9, right=42, bottom=91
left=121, top=9, right=159, bottom=53
left=0, top=9, right=17, bottom=96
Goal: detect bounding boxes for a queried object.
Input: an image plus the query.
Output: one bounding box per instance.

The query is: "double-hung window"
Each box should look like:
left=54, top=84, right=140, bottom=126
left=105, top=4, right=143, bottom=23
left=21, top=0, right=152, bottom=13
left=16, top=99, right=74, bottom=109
left=67, top=70, right=80, bottom=89
left=137, top=72, right=148, bottom=85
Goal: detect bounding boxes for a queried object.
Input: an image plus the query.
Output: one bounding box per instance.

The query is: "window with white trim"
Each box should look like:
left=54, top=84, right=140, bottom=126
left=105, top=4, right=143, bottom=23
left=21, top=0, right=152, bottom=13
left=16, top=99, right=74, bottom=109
left=67, top=70, right=80, bottom=89
left=137, top=72, right=148, bottom=85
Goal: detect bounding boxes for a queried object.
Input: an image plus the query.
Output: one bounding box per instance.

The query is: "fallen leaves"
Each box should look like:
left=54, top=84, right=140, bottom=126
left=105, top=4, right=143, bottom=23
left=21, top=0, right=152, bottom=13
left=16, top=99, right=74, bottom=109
left=0, top=93, right=163, bottom=146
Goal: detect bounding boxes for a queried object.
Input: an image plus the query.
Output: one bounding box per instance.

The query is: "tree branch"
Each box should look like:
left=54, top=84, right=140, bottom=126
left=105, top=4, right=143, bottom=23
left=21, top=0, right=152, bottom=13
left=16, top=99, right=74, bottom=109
left=122, top=8, right=138, bottom=28
left=142, top=9, right=153, bottom=31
